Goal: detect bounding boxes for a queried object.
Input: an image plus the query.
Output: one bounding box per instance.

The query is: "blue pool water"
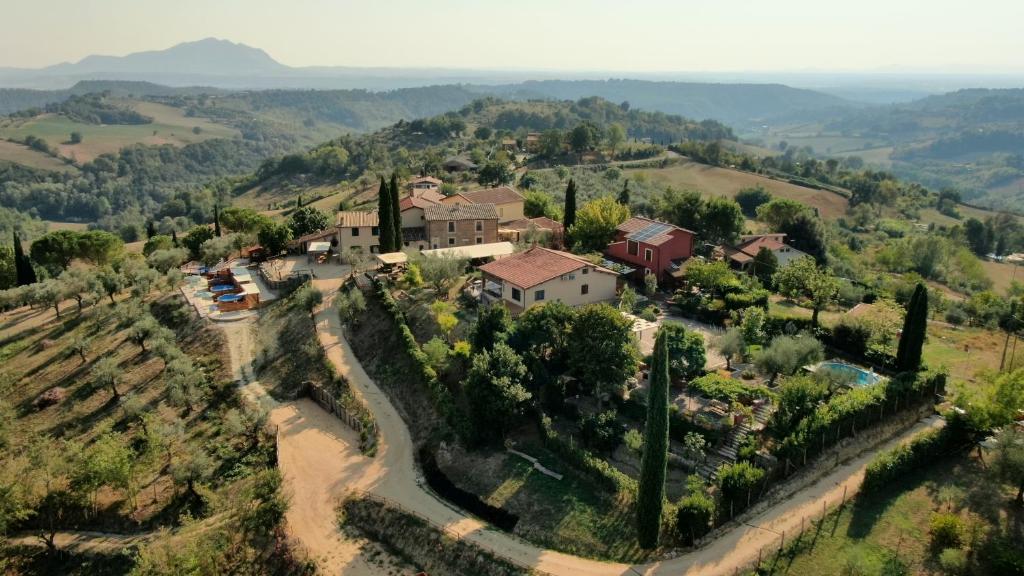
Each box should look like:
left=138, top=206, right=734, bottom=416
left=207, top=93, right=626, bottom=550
left=211, top=284, right=235, bottom=292
left=218, top=294, right=244, bottom=302
left=816, top=362, right=881, bottom=386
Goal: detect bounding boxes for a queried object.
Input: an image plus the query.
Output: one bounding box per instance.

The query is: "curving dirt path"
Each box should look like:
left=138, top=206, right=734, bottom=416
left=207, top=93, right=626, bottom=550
left=278, top=276, right=944, bottom=576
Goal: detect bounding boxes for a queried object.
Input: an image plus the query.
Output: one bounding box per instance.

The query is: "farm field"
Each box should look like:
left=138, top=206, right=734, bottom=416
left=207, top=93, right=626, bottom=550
left=0, top=140, right=79, bottom=172
left=757, top=451, right=1020, bottom=576
left=625, top=160, right=850, bottom=219
left=979, top=259, right=1021, bottom=295
left=0, top=99, right=238, bottom=163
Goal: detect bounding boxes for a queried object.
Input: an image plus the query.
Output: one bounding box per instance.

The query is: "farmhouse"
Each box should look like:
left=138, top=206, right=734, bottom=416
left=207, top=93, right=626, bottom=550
left=442, top=185, right=525, bottom=223
left=524, top=132, right=542, bottom=153
left=479, top=246, right=618, bottom=314
left=288, top=228, right=337, bottom=253
left=604, top=216, right=695, bottom=283
left=335, top=211, right=381, bottom=253
left=722, top=233, right=808, bottom=272
left=423, top=203, right=499, bottom=249
left=407, top=175, right=443, bottom=193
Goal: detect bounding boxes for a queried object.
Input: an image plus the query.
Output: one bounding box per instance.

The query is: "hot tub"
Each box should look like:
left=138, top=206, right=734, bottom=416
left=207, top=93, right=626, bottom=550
left=218, top=293, right=245, bottom=303
left=211, top=284, right=235, bottom=292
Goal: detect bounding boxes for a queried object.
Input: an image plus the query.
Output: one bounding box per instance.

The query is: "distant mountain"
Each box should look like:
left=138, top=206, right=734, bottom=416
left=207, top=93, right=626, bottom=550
left=45, top=38, right=285, bottom=77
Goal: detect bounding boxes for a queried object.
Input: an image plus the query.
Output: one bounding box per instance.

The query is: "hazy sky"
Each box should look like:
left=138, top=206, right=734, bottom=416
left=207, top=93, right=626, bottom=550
left=3, top=0, right=1023, bottom=72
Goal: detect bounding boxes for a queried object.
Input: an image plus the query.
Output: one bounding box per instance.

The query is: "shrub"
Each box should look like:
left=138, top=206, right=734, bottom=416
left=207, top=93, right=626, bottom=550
left=930, top=513, right=964, bottom=550
left=863, top=422, right=966, bottom=492
left=579, top=410, right=622, bottom=453
left=938, top=548, right=967, bottom=575
left=675, top=491, right=716, bottom=545
left=716, top=461, right=765, bottom=515
left=688, top=373, right=772, bottom=404
left=538, top=414, right=636, bottom=495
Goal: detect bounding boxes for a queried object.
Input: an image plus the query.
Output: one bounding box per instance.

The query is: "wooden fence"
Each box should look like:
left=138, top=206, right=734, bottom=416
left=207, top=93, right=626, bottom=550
left=305, top=381, right=377, bottom=451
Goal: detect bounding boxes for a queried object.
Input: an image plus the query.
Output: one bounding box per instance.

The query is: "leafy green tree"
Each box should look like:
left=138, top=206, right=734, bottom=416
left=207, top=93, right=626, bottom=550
left=739, top=306, right=766, bottom=345
left=13, top=231, right=36, bottom=286
left=511, top=301, right=577, bottom=387
left=637, top=328, right=670, bottom=549
left=336, top=288, right=367, bottom=327
left=607, top=123, right=626, bottom=156
left=181, top=226, right=215, bottom=259
left=683, top=260, right=736, bottom=298
left=617, top=179, right=631, bottom=206
left=660, top=321, right=707, bottom=381
left=773, top=256, right=839, bottom=326
left=700, top=197, right=745, bottom=245
left=756, top=198, right=809, bottom=229
left=142, top=235, right=174, bottom=256
left=130, top=315, right=171, bottom=354
left=580, top=410, right=622, bottom=452
left=170, top=445, right=215, bottom=499
left=716, top=328, right=746, bottom=370
left=563, top=178, right=578, bottom=233
left=464, top=343, right=531, bottom=443
left=479, top=161, right=514, bottom=186
left=295, top=283, right=323, bottom=320
left=30, top=230, right=81, bottom=272
left=735, top=186, right=772, bottom=217
left=377, top=176, right=395, bottom=253
left=524, top=190, right=556, bottom=219
left=754, top=335, right=824, bottom=384
left=717, top=461, right=765, bottom=515
left=569, top=303, right=639, bottom=410
left=991, top=426, right=1024, bottom=507
left=570, top=196, right=631, bottom=252
left=569, top=122, right=601, bottom=153
left=770, top=375, right=829, bottom=436
left=147, top=248, right=188, bottom=274
left=92, top=356, right=122, bottom=399
left=751, top=247, right=778, bottom=286
left=656, top=189, right=704, bottom=234
left=213, top=205, right=221, bottom=237
left=474, top=126, right=493, bottom=140
left=538, top=129, right=564, bottom=157
left=422, top=337, right=450, bottom=374
left=31, top=279, right=67, bottom=317
left=390, top=174, right=403, bottom=249
left=60, top=267, right=101, bottom=311
left=220, top=206, right=271, bottom=234
left=0, top=244, right=15, bottom=290
left=895, top=283, right=928, bottom=373
left=781, top=212, right=828, bottom=264
left=69, top=131, right=82, bottom=144
left=472, top=303, right=513, bottom=352
left=288, top=206, right=330, bottom=238
left=257, top=222, right=292, bottom=256
left=417, top=253, right=464, bottom=295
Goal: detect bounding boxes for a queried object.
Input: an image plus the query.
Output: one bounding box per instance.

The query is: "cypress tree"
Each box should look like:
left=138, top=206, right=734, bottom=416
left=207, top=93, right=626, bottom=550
left=171, top=229, right=179, bottom=247
left=146, top=220, right=156, bottom=239
left=390, top=173, right=403, bottom=250
left=564, top=178, right=577, bottom=245
left=213, top=205, right=222, bottom=237
left=896, top=283, right=928, bottom=372
left=637, top=328, right=670, bottom=549
left=13, top=232, right=36, bottom=286
left=377, top=176, right=395, bottom=253
left=618, top=179, right=630, bottom=206
left=296, top=195, right=303, bottom=208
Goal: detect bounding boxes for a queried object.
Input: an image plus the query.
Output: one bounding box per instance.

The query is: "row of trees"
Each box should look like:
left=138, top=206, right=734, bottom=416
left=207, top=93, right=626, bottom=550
left=376, top=175, right=404, bottom=253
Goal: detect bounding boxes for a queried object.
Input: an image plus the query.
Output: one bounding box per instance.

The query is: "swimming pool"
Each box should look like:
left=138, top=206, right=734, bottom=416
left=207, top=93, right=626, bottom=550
left=211, top=284, right=235, bottom=292
left=813, top=361, right=882, bottom=386
left=218, top=294, right=245, bottom=303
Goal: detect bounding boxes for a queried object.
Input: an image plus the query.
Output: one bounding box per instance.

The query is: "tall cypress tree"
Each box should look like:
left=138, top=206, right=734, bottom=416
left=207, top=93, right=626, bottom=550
left=390, top=173, right=403, bottom=250
left=377, top=176, right=395, bottom=253
left=171, top=229, right=179, bottom=248
left=146, top=220, right=156, bottom=239
left=637, top=328, right=670, bottom=549
left=563, top=178, right=577, bottom=245
left=213, top=205, right=222, bottom=237
left=896, top=283, right=928, bottom=372
left=618, top=179, right=630, bottom=206
left=12, top=232, right=36, bottom=286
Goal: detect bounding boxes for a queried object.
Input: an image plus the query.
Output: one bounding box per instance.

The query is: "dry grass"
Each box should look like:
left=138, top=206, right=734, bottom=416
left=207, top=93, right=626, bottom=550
left=0, top=140, right=79, bottom=172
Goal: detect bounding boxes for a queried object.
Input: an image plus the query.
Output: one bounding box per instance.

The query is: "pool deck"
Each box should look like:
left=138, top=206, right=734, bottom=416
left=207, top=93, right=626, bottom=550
left=180, top=260, right=278, bottom=321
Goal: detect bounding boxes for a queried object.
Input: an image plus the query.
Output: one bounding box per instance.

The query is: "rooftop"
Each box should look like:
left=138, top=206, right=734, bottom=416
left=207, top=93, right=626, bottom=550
left=502, top=216, right=564, bottom=231
left=423, top=203, right=499, bottom=221
left=617, top=216, right=692, bottom=246
left=336, top=211, right=379, bottom=227
left=399, top=194, right=441, bottom=211
left=408, top=175, right=442, bottom=186
left=453, top=186, right=524, bottom=206
left=479, top=246, right=616, bottom=289
left=421, top=241, right=515, bottom=260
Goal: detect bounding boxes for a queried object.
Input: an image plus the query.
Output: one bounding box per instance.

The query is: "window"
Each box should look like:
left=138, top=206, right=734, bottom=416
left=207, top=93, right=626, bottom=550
left=476, top=236, right=483, bottom=244
left=582, top=267, right=589, bottom=275
left=535, top=289, right=545, bottom=301
left=448, top=221, right=455, bottom=233
left=448, top=237, right=456, bottom=246
left=581, top=284, right=589, bottom=295
left=475, top=220, right=483, bottom=232
left=511, top=287, right=521, bottom=301
left=351, top=227, right=360, bottom=236
left=644, top=248, right=653, bottom=262
left=371, top=226, right=379, bottom=236
left=627, top=240, right=639, bottom=256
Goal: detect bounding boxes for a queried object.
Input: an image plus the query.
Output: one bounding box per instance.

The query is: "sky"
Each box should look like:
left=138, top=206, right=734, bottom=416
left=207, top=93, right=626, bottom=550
left=3, top=0, right=1024, bottom=73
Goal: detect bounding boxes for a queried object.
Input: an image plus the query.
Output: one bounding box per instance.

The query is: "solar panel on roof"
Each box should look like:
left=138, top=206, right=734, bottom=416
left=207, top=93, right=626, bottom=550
left=629, top=223, right=672, bottom=242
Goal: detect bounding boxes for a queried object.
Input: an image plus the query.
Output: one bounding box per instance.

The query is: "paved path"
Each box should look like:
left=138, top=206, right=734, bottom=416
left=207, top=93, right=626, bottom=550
left=277, top=276, right=945, bottom=576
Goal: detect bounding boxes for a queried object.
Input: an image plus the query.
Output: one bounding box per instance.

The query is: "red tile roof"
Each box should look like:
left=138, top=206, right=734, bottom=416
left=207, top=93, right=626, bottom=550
left=336, top=211, right=379, bottom=227
left=451, top=186, right=524, bottom=206
left=501, top=217, right=564, bottom=231
left=399, top=194, right=441, bottom=211
left=423, top=203, right=499, bottom=221
left=479, top=246, right=615, bottom=288
left=408, top=176, right=442, bottom=186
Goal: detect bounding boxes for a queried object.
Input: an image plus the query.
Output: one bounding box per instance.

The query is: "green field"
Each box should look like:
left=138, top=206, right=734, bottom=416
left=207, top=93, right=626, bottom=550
left=626, top=160, right=851, bottom=220
left=0, top=99, right=238, bottom=163
left=0, top=139, right=78, bottom=172
left=757, top=451, right=1020, bottom=576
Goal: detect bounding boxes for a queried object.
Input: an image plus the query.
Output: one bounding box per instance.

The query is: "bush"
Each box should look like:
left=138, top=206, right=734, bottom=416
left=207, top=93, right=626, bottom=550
left=930, top=512, right=965, bottom=550
left=675, top=492, right=716, bottom=545
left=716, top=461, right=765, bottom=514
left=538, top=414, right=637, bottom=495
left=688, top=373, right=772, bottom=404
left=863, top=421, right=966, bottom=492
left=579, top=410, right=622, bottom=453
left=938, top=547, right=967, bottom=575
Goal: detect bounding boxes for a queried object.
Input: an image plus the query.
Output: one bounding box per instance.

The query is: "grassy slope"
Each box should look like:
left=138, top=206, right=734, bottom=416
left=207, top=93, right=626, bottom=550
left=758, top=451, right=1020, bottom=576
left=0, top=140, right=78, bottom=173
left=0, top=99, right=238, bottom=163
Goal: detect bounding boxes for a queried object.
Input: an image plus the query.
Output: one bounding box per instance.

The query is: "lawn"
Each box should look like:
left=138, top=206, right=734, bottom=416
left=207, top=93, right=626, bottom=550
left=756, top=451, right=1021, bottom=576
left=979, top=259, right=1021, bottom=295
left=923, top=323, right=1009, bottom=391
left=0, top=99, right=238, bottom=163
left=625, top=161, right=850, bottom=220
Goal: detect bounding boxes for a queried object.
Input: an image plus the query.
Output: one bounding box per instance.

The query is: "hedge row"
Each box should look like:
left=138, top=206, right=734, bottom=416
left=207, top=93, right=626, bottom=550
left=374, top=280, right=466, bottom=438
left=538, top=414, right=638, bottom=496
left=862, top=415, right=969, bottom=492
left=775, top=370, right=946, bottom=466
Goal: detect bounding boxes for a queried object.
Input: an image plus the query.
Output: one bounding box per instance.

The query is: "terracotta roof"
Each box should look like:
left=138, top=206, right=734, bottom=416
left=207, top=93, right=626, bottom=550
left=456, top=186, right=524, bottom=206
left=442, top=193, right=472, bottom=205
left=399, top=194, right=441, bottom=211
left=479, top=246, right=616, bottom=289
left=288, top=228, right=336, bottom=247
left=423, top=203, right=498, bottom=221
left=336, top=211, right=379, bottom=227
left=408, top=176, right=442, bottom=186
left=617, top=216, right=692, bottom=246
left=502, top=217, right=564, bottom=232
